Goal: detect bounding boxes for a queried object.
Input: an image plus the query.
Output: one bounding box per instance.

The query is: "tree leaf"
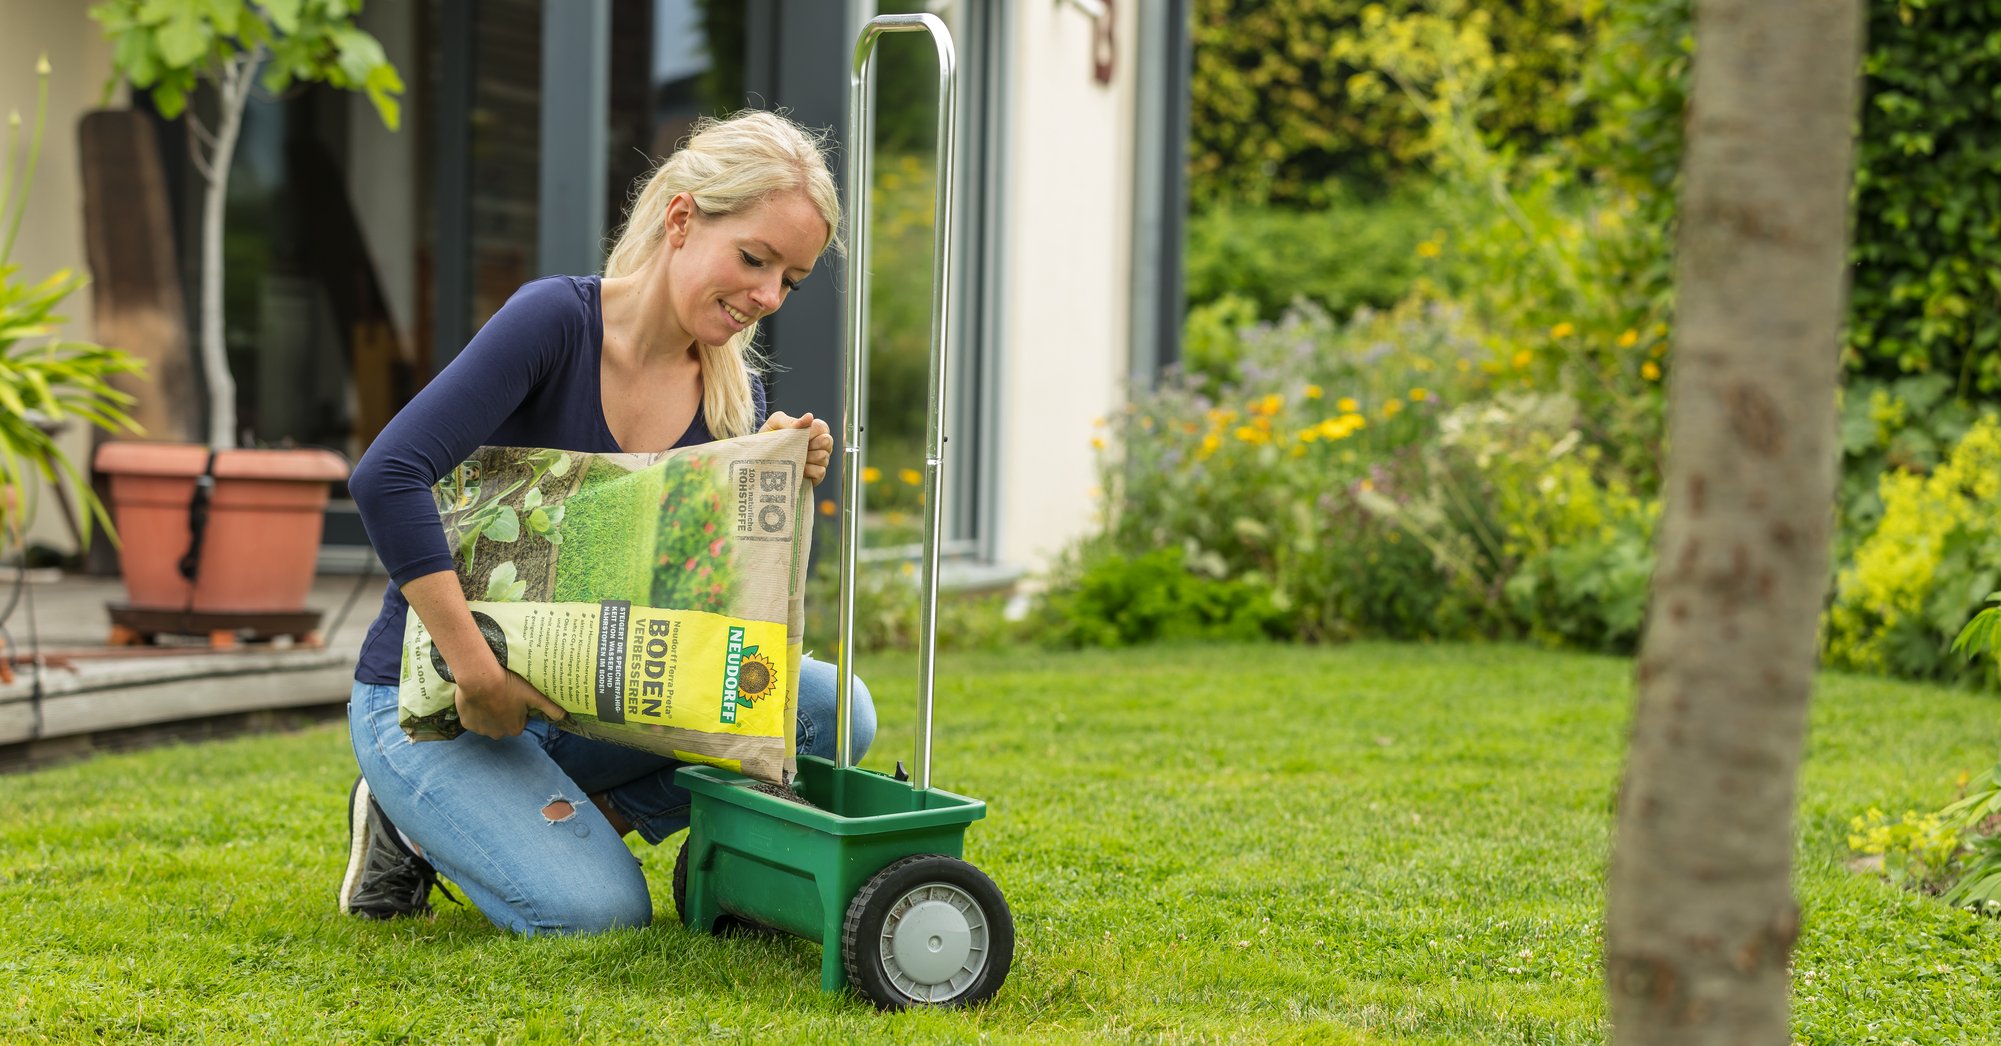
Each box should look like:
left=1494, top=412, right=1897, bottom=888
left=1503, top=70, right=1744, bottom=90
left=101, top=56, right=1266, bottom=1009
left=156, top=8, right=211, bottom=68
left=259, top=0, right=300, bottom=34
left=152, top=80, right=188, bottom=118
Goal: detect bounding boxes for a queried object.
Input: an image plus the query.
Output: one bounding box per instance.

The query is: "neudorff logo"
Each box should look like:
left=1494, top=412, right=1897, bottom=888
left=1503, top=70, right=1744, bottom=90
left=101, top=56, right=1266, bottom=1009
left=720, top=626, right=746, bottom=723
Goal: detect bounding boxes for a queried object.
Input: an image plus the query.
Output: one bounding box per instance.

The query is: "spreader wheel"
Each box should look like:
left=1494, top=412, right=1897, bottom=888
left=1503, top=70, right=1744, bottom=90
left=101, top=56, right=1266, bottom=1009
left=673, top=840, right=776, bottom=938
left=841, top=854, right=1013, bottom=1009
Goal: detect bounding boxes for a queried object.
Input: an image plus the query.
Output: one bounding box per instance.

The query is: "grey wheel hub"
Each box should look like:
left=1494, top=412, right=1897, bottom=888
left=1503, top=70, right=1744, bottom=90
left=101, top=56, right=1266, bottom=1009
left=878, top=882, right=989, bottom=1001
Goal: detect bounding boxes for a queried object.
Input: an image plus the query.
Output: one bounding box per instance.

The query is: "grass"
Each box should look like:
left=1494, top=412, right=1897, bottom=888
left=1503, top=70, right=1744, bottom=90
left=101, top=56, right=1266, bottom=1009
left=5, top=641, right=2001, bottom=1043
left=548, top=462, right=662, bottom=604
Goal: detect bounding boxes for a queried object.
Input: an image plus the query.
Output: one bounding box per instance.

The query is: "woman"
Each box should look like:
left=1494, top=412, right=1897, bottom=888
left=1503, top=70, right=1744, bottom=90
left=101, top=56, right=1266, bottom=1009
left=340, top=111, right=875, bottom=934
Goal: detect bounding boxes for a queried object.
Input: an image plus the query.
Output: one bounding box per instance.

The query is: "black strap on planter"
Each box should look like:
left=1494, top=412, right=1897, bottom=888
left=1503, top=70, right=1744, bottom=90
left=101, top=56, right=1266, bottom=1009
left=177, top=449, right=220, bottom=589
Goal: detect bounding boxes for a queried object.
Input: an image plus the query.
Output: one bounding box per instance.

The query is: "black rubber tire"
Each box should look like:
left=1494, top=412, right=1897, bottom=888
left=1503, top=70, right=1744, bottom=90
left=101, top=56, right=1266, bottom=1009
left=673, top=839, right=778, bottom=938
left=672, top=840, right=693, bottom=926
left=841, top=854, right=1014, bottom=1010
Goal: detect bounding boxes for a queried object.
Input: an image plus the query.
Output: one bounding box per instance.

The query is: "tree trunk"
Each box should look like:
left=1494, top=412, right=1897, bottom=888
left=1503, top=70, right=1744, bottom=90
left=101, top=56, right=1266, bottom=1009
left=199, top=59, right=253, bottom=450
left=1604, top=2, right=1863, bottom=1043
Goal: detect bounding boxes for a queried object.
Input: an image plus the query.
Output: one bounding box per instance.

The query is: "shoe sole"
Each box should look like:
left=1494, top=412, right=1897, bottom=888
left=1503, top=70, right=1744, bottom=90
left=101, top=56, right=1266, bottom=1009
left=338, top=776, right=373, bottom=915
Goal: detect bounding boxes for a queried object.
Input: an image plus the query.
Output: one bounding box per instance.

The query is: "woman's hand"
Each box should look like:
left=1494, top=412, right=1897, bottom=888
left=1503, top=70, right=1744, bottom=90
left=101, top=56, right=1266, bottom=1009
left=399, top=571, right=566, bottom=740
left=453, top=663, right=568, bottom=740
left=762, top=411, right=835, bottom=485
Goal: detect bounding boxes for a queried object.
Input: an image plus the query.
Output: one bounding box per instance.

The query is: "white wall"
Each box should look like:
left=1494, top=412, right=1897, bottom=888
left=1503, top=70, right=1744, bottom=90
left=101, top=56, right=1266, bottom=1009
left=0, top=7, right=122, bottom=556
left=994, top=0, right=1138, bottom=573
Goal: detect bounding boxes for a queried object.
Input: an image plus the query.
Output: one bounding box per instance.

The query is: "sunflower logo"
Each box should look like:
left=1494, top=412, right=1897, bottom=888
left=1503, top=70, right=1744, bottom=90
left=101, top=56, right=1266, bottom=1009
left=735, top=650, right=777, bottom=707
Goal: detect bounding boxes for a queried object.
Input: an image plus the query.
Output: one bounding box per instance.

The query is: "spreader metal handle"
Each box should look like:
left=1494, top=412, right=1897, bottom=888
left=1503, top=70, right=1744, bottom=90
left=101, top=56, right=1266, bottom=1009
left=834, top=12, right=957, bottom=792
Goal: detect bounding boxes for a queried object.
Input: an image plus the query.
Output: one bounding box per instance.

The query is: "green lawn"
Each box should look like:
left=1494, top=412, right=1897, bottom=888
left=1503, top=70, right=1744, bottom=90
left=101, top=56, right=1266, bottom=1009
left=6, top=642, right=2001, bottom=1044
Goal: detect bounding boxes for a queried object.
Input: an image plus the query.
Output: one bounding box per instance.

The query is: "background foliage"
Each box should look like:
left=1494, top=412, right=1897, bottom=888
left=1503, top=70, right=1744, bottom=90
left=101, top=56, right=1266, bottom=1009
left=1125, top=0, right=2001, bottom=691
left=1188, top=0, right=1599, bottom=206
left=1848, top=1, right=2001, bottom=392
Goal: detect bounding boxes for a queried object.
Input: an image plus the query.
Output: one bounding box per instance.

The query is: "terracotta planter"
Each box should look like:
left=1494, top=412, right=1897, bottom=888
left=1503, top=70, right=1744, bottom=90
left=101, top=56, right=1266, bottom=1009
left=93, top=442, right=350, bottom=612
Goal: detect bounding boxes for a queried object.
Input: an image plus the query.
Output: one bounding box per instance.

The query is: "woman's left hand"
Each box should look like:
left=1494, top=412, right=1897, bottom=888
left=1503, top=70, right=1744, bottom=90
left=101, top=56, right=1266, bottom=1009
left=762, top=411, right=834, bottom=485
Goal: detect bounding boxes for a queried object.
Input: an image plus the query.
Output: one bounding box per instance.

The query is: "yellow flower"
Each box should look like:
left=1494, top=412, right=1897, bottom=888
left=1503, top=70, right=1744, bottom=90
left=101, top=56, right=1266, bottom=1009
left=1253, top=393, right=1284, bottom=416
left=1512, top=349, right=1533, bottom=369
left=1617, top=329, right=1640, bottom=349
left=1091, top=436, right=1106, bottom=450
left=899, top=468, right=923, bottom=486
left=862, top=466, right=882, bottom=484
left=1336, top=396, right=1358, bottom=413
left=1456, top=358, right=1472, bottom=373
left=1359, top=478, right=1375, bottom=492
left=818, top=499, right=837, bottom=517
left=1550, top=322, right=1576, bottom=339
left=1290, top=444, right=1307, bottom=458
left=1198, top=434, right=1221, bottom=459
left=1416, top=240, right=1443, bottom=259
left=1383, top=399, right=1404, bottom=418
left=1641, top=361, right=1662, bottom=381
left=1091, top=416, right=1106, bottom=428
left=1304, top=384, right=1323, bottom=400
left=1409, top=387, right=1430, bottom=402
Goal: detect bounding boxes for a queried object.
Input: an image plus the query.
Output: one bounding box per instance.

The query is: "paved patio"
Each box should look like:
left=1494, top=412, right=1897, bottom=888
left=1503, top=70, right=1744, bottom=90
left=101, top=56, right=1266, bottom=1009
left=0, top=570, right=380, bottom=770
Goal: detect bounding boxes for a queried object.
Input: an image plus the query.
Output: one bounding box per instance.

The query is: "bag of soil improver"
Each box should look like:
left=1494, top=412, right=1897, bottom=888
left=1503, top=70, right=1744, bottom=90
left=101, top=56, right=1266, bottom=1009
left=397, top=427, right=815, bottom=785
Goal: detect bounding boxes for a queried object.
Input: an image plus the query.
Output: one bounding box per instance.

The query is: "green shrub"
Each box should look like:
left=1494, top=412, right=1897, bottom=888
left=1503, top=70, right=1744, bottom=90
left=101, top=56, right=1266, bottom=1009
left=1035, top=545, right=1294, bottom=648
left=1093, top=299, right=1509, bottom=642
left=1848, top=1, right=2001, bottom=391
left=1181, top=293, right=1264, bottom=389
left=1835, top=374, right=1985, bottom=564
left=1569, top=0, right=2001, bottom=393
left=1847, top=807, right=1964, bottom=892
left=1827, top=415, right=2001, bottom=681
left=1360, top=391, right=1658, bottom=652
left=1307, top=0, right=1676, bottom=491
left=1182, top=194, right=1434, bottom=325
left=1189, top=0, right=1600, bottom=205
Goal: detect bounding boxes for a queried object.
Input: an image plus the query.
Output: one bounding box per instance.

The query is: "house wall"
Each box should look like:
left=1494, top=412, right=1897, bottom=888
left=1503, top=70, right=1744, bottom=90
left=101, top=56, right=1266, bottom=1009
left=0, top=9, right=123, bottom=557
left=994, top=0, right=1138, bottom=573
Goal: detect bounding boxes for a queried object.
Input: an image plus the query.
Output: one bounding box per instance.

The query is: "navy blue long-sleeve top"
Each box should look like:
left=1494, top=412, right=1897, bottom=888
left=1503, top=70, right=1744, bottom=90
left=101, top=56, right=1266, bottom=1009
left=349, top=275, right=766, bottom=684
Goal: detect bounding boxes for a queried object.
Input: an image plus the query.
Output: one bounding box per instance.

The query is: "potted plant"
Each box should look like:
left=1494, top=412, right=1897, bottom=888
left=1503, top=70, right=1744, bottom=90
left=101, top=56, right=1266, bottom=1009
left=84, top=0, right=402, bottom=632
left=1, top=56, right=146, bottom=569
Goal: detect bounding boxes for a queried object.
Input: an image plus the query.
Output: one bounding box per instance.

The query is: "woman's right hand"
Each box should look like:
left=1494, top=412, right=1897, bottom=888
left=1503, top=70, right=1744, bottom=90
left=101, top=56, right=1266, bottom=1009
left=452, top=663, right=568, bottom=739
left=400, top=570, right=568, bottom=739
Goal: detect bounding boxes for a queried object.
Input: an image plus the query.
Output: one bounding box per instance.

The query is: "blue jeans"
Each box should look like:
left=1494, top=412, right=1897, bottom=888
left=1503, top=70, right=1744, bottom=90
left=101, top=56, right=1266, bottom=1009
left=347, top=657, right=875, bottom=935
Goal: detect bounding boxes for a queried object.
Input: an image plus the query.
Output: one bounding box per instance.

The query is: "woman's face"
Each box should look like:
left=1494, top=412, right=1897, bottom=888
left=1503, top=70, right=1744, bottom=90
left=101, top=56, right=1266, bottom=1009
left=663, top=190, right=828, bottom=347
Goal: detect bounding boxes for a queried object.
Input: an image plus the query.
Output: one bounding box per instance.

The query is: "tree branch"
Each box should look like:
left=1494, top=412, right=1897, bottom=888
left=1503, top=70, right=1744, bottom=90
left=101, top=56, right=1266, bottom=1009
left=185, top=117, right=215, bottom=184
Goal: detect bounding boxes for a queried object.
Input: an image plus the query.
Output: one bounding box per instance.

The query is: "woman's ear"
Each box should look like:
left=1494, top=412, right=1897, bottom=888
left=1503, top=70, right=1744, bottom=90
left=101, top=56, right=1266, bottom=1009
left=663, top=192, right=695, bottom=248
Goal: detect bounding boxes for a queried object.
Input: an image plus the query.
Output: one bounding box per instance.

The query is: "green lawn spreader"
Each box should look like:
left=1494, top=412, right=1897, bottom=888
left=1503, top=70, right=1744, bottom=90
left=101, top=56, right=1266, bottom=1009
left=668, top=13, right=1015, bottom=1010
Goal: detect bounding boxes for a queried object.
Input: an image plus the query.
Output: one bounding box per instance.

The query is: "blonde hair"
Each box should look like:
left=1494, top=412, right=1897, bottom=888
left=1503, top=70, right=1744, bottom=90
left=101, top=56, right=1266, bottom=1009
left=604, top=110, right=843, bottom=439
